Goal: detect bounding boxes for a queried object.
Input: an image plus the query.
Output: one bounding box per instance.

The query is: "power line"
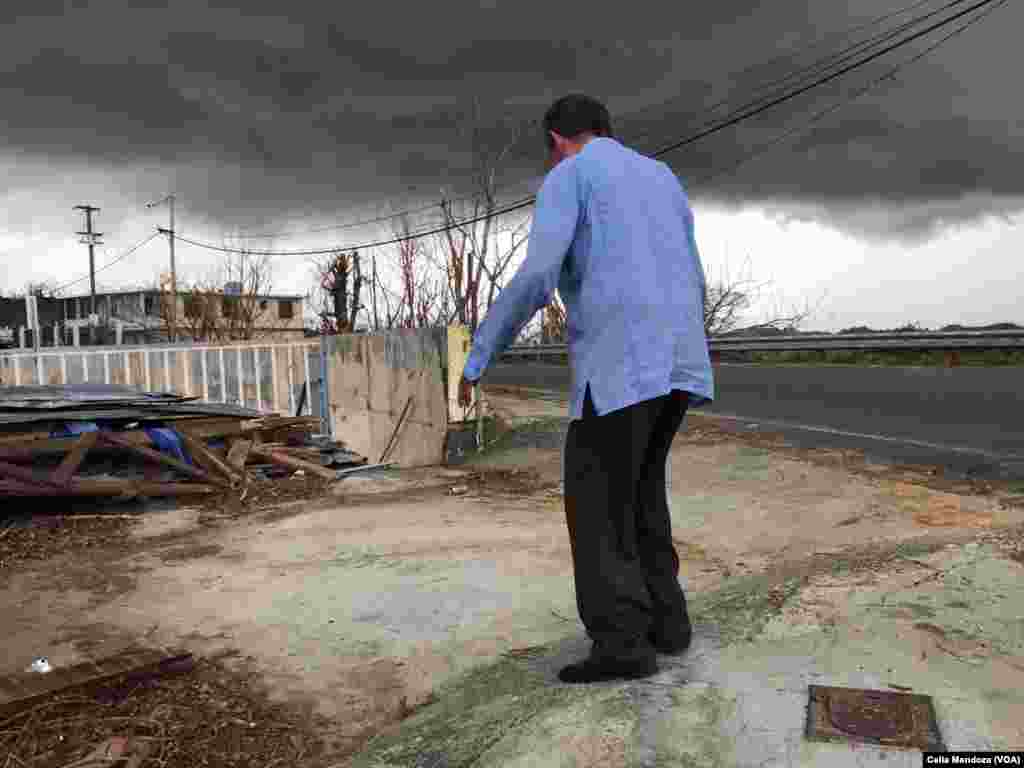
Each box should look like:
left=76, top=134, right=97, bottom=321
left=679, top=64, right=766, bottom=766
left=623, top=0, right=964, bottom=151
left=649, top=0, right=997, bottom=158
left=174, top=196, right=537, bottom=257
left=237, top=199, right=452, bottom=240
left=239, top=0, right=959, bottom=242
left=170, top=0, right=1004, bottom=258
left=693, top=0, right=1009, bottom=188
left=54, top=232, right=162, bottom=295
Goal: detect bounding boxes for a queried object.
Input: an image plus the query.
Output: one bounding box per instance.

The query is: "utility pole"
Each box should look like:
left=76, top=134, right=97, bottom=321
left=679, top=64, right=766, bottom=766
left=74, top=204, right=103, bottom=344
left=147, top=194, right=176, bottom=342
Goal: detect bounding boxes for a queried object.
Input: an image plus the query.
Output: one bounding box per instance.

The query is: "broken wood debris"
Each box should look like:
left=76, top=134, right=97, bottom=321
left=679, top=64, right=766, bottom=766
left=0, top=384, right=368, bottom=502
left=249, top=446, right=338, bottom=481
left=0, top=648, right=195, bottom=723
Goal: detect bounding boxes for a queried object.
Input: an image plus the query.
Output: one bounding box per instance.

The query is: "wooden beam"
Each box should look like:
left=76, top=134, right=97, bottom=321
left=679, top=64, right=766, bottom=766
left=0, top=418, right=255, bottom=459
left=249, top=447, right=336, bottom=481
left=379, top=396, right=414, bottom=464
left=0, top=650, right=194, bottom=722
left=95, top=431, right=228, bottom=488
left=178, top=432, right=241, bottom=485
left=52, top=431, right=99, bottom=486
left=226, top=438, right=253, bottom=472
left=0, top=479, right=219, bottom=497
left=0, top=459, right=65, bottom=490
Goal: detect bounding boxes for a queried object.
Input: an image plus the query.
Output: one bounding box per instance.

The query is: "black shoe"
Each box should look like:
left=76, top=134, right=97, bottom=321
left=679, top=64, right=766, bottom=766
left=648, top=624, right=692, bottom=655
left=558, top=654, right=658, bottom=684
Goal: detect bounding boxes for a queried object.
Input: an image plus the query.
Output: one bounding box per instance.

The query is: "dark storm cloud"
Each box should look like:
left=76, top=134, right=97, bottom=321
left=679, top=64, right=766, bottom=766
left=2, top=0, right=1021, bottom=241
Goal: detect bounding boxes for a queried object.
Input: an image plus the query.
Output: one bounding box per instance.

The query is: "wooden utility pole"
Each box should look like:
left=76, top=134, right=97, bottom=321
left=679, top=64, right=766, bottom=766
left=148, top=194, right=177, bottom=341
left=74, top=204, right=102, bottom=344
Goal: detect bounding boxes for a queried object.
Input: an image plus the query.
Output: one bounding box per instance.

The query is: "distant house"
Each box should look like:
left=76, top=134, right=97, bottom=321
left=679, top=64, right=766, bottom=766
left=57, top=288, right=306, bottom=344
left=0, top=295, right=64, bottom=348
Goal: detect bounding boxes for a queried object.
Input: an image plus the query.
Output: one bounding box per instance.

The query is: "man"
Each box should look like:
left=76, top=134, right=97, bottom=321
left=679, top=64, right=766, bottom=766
left=458, top=94, right=714, bottom=684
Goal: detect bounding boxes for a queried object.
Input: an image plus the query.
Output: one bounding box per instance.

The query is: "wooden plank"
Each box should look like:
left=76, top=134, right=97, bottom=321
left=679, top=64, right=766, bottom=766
left=0, top=458, right=65, bottom=489
left=379, top=396, right=414, bottom=464
left=0, top=479, right=219, bottom=497
left=0, top=419, right=250, bottom=459
left=52, top=431, right=99, bottom=486
left=0, top=651, right=194, bottom=722
left=249, top=447, right=336, bottom=481
left=226, top=438, right=252, bottom=472
left=96, top=431, right=228, bottom=487
left=0, top=427, right=54, bottom=446
left=178, top=432, right=241, bottom=485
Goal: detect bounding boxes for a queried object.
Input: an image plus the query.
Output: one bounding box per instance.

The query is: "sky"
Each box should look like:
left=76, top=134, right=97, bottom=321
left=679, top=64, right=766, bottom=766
left=1, top=0, right=1021, bottom=331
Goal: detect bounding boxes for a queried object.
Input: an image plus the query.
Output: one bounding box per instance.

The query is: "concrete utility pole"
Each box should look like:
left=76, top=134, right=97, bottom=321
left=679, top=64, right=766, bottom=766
left=74, top=204, right=103, bottom=344
left=147, top=194, right=177, bottom=342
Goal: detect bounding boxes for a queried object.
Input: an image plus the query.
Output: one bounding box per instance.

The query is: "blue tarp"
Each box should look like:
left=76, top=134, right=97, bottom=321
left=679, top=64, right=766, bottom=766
left=144, top=427, right=191, bottom=464
left=49, top=421, right=100, bottom=438
left=48, top=420, right=192, bottom=465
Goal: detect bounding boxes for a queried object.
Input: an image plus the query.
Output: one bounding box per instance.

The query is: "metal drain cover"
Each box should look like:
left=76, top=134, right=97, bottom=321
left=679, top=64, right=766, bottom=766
left=806, top=685, right=944, bottom=751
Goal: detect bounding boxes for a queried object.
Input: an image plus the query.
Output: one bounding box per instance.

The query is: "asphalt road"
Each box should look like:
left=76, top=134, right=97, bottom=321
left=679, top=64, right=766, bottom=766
left=484, top=362, right=1024, bottom=481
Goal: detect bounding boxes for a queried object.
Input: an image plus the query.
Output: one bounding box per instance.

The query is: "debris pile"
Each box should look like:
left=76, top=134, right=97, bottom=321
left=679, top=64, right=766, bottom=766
left=0, top=384, right=369, bottom=501
left=0, top=648, right=341, bottom=767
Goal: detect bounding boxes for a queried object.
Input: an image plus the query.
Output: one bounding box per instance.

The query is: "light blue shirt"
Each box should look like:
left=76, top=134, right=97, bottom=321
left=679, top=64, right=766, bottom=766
left=463, top=137, right=714, bottom=419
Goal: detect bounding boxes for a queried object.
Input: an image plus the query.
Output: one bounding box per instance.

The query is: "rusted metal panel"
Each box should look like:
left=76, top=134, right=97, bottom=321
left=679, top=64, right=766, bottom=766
left=805, top=685, right=945, bottom=751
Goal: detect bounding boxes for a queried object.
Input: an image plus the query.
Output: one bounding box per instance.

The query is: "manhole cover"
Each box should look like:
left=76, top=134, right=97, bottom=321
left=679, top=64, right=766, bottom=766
left=806, top=685, right=944, bottom=751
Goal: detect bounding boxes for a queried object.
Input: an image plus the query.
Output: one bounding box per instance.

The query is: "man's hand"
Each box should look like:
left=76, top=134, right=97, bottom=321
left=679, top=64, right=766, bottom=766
left=458, top=375, right=476, bottom=409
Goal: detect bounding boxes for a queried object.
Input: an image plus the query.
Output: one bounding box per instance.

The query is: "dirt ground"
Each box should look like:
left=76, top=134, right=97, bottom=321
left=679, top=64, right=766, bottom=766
left=2, top=386, right=1024, bottom=766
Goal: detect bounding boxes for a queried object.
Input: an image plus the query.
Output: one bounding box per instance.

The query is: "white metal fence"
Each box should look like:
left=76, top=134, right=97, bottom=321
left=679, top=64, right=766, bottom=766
left=0, top=340, right=324, bottom=418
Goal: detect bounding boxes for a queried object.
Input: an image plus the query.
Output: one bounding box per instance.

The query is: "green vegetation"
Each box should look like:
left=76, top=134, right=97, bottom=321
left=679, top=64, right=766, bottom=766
left=746, top=349, right=1024, bottom=367
left=350, top=655, right=590, bottom=768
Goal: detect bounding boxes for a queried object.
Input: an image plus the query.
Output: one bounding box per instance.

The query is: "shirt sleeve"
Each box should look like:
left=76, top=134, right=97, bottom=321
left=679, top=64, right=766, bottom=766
left=462, top=161, right=580, bottom=382
left=672, top=170, right=707, bottom=310
left=687, top=197, right=707, bottom=310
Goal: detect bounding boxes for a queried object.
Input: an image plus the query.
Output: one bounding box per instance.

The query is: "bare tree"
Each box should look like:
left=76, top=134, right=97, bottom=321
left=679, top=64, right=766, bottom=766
left=391, top=213, right=447, bottom=329
left=158, top=250, right=274, bottom=342
left=703, top=256, right=815, bottom=336
left=519, top=258, right=812, bottom=346
left=223, top=251, right=273, bottom=340
left=178, top=281, right=220, bottom=342
left=541, top=291, right=567, bottom=343
left=312, top=250, right=364, bottom=334
left=429, top=98, right=534, bottom=332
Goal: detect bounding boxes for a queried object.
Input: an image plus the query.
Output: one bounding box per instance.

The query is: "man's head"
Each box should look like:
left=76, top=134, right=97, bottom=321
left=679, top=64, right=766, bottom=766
left=542, top=94, right=613, bottom=170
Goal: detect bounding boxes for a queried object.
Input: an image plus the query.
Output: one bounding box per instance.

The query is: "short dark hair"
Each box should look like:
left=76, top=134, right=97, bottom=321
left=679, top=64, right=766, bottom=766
left=543, top=94, right=613, bottom=150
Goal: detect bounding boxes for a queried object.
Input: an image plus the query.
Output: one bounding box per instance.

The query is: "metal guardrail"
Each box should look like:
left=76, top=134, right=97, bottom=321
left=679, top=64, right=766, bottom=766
left=501, top=330, right=1024, bottom=359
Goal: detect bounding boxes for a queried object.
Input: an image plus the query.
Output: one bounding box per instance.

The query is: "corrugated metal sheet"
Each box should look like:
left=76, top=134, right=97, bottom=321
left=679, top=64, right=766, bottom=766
left=0, top=384, right=260, bottom=425
left=0, top=384, right=194, bottom=410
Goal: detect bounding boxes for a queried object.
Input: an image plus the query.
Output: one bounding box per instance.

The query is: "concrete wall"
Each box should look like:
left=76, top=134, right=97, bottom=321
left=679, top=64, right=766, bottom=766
left=323, top=328, right=448, bottom=468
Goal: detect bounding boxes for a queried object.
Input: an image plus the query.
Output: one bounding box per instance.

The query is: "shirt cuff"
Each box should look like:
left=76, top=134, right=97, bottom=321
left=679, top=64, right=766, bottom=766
left=462, top=349, right=485, bottom=382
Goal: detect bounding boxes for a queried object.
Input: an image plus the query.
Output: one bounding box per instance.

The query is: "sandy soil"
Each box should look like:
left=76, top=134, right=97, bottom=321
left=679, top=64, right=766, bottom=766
left=2, top=387, right=1023, bottom=766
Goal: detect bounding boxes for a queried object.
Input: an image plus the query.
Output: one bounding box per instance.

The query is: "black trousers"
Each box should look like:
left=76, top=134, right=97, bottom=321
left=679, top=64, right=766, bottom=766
left=563, top=385, right=689, bottom=658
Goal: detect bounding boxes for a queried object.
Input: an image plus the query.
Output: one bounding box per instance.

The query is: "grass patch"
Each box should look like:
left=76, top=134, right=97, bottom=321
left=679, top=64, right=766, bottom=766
left=330, top=546, right=437, bottom=575
left=473, top=415, right=567, bottom=456
left=349, top=653, right=588, bottom=768
left=691, top=573, right=804, bottom=646
left=747, top=349, right=1024, bottom=367
left=347, top=536, right=964, bottom=765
